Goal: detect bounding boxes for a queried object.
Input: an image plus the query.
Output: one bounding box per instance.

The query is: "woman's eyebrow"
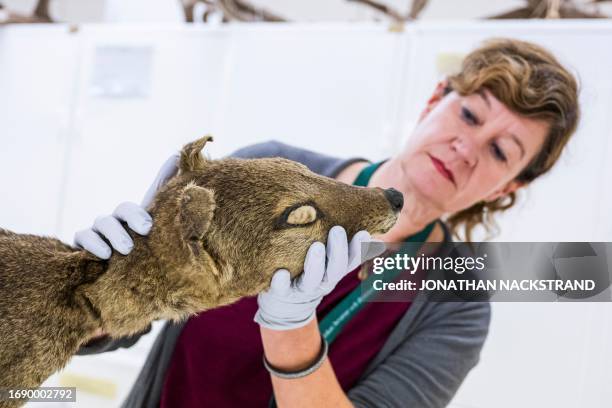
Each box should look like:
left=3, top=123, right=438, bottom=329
left=509, top=133, right=526, bottom=159
left=477, top=89, right=491, bottom=108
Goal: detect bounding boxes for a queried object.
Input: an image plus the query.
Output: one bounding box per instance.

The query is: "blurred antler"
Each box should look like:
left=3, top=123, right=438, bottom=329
left=221, top=0, right=285, bottom=21
left=33, top=0, right=51, bottom=21
left=347, top=0, right=404, bottom=20
left=182, top=0, right=198, bottom=22
left=348, top=0, right=608, bottom=20
left=489, top=0, right=608, bottom=19
left=0, top=0, right=52, bottom=24
left=546, top=0, right=561, bottom=18
left=181, top=0, right=286, bottom=22
left=347, top=0, right=429, bottom=21
left=409, top=0, right=429, bottom=19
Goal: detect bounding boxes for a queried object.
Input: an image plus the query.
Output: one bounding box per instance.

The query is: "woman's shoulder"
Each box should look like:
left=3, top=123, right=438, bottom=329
left=229, top=140, right=368, bottom=178
left=229, top=140, right=287, bottom=159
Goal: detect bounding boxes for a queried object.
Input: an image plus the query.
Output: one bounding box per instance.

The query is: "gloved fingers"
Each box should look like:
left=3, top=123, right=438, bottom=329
left=74, top=229, right=112, bottom=259
left=92, top=215, right=134, bottom=255
left=323, top=226, right=349, bottom=288
left=298, top=241, right=326, bottom=292
left=112, top=202, right=153, bottom=236
left=347, top=231, right=386, bottom=271
left=141, top=152, right=180, bottom=208
left=268, top=269, right=292, bottom=297
left=347, top=230, right=371, bottom=271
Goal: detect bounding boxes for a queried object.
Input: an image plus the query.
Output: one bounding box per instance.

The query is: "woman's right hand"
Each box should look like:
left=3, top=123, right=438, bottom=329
left=74, top=153, right=180, bottom=259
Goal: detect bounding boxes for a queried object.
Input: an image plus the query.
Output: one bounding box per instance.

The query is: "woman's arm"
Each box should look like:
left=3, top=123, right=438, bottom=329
left=347, top=300, right=490, bottom=407
left=261, top=318, right=352, bottom=408
left=260, top=292, right=490, bottom=408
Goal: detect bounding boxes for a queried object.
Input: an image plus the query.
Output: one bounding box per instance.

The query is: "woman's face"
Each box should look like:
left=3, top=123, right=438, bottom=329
left=400, top=82, right=550, bottom=214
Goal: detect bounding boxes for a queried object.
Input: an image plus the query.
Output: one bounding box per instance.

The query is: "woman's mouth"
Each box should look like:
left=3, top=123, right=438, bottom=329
left=428, top=154, right=455, bottom=185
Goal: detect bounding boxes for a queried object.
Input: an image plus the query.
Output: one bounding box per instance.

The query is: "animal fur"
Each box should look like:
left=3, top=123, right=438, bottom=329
left=0, top=137, right=399, bottom=407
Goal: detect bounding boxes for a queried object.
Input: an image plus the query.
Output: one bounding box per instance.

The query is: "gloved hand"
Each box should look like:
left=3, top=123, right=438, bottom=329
left=73, top=153, right=180, bottom=259
left=254, top=226, right=386, bottom=331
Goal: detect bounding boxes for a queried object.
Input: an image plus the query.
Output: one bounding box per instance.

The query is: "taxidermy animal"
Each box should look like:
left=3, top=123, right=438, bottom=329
left=0, top=136, right=402, bottom=407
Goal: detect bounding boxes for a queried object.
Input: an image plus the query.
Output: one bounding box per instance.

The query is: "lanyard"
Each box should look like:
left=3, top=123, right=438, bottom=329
left=269, top=161, right=435, bottom=408
left=319, top=161, right=435, bottom=343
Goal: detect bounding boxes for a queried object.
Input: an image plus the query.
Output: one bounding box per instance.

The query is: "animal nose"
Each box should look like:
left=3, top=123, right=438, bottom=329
left=384, top=188, right=404, bottom=212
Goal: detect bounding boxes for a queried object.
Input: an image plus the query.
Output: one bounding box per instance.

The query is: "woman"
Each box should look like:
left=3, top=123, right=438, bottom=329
left=75, top=38, right=579, bottom=407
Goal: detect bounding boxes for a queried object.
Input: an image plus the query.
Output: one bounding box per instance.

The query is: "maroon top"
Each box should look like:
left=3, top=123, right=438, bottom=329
left=159, top=265, right=413, bottom=408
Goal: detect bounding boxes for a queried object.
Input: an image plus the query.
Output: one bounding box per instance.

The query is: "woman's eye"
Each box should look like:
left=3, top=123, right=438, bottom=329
left=461, top=107, right=479, bottom=126
left=490, top=142, right=508, bottom=162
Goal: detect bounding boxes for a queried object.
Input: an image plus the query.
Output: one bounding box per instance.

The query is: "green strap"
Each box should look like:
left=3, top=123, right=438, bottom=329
left=352, top=160, right=382, bottom=187
left=269, top=161, right=435, bottom=408
left=319, top=161, right=435, bottom=343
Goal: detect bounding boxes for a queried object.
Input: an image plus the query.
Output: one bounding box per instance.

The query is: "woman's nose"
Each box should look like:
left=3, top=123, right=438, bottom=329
left=451, top=136, right=478, bottom=167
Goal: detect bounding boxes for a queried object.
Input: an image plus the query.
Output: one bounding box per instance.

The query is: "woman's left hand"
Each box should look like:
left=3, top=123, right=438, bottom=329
left=254, top=226, right=385, bottom=331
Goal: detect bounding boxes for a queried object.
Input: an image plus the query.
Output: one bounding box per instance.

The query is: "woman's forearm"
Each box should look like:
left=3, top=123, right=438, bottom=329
left=260, top=318, right=353, bottom=408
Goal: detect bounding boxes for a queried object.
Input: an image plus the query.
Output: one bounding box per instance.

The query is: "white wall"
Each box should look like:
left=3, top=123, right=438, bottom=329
left=0, top=21, right=611, bottom=408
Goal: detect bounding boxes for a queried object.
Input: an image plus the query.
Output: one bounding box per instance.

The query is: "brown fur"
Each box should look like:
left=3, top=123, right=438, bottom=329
left=0, top=137, right=399, bottom=406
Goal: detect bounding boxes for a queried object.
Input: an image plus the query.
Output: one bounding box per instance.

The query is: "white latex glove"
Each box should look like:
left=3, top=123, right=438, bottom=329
left=254, top=226, right=386, bottom=331
left=74, top=153, right=179, bottom=259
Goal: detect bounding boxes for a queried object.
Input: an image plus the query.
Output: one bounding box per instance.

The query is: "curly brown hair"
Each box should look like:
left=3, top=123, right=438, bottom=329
left=443, top=38, right=580, bottom=242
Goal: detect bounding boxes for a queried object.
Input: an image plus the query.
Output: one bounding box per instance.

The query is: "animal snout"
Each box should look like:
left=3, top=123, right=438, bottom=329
left=384, top=188, right=404, bottom=212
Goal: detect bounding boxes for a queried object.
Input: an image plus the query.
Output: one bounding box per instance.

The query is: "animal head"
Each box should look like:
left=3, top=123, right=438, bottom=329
left=150, top=136, right=402, bottom=299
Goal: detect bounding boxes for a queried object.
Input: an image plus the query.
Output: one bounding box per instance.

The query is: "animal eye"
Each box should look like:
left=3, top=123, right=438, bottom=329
left=285, top=204, right=318, bottom=226
left=461, top=107, right=479, bottom=126
left=490, top=141, right=507, bottom=162
left=274, top=201, right=322, bottom=230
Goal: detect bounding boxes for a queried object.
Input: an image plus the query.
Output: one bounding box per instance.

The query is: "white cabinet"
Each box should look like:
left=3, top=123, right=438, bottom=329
left=211, top=25, right=404, bottom=159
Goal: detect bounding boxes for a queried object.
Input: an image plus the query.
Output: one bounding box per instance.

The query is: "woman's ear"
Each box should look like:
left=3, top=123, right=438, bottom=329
left=418, top=79, right=450, bottom=122
left=484, top=180, right=525, bottom=202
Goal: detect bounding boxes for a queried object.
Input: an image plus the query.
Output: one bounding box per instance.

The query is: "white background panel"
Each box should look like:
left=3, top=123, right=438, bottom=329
left=0, top=26, right=77, bottom=236
left=213, top=25, right=404, bottom=159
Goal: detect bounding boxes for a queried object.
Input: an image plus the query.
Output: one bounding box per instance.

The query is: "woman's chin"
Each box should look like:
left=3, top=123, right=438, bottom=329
left=407, top=170, right=453, bottom=211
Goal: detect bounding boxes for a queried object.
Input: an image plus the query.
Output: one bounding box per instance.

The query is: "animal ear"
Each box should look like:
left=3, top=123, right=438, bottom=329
left=178, top=182, right=216, bottom=251
left=286, top=205, right=317, bottom=225
left=180, top=135, right=214, bottom=173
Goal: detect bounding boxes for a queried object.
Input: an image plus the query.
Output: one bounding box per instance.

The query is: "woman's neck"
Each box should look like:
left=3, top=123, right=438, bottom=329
left=336, top=159, right=444, bottom=242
